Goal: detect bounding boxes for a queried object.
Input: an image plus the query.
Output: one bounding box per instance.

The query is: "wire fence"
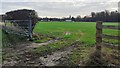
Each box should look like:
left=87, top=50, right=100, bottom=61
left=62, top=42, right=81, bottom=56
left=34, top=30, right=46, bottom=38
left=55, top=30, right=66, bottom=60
left=2, top=20, right=32, bottom=38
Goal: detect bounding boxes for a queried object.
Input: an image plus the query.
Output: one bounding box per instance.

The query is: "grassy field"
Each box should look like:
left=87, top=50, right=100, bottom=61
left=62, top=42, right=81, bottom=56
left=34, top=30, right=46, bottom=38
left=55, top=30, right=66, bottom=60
left=33, top=22, right=119, bottom=45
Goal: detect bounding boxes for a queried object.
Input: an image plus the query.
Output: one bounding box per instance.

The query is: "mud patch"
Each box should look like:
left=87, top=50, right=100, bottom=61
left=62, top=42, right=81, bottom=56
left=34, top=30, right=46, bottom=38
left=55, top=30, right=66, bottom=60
left=39, top=43, right=79, bottom=66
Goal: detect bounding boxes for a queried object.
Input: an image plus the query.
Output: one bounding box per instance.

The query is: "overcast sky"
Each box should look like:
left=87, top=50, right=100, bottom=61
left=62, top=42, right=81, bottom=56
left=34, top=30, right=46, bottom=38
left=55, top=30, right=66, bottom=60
left=0, top=0, right=119, bottom=18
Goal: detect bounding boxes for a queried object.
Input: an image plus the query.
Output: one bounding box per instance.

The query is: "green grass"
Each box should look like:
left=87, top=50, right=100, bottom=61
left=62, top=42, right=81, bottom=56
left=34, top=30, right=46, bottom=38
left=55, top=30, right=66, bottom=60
left=103, top=22, right=119, bottom=25
left=34, top=22, right=96, bottom=45
left=33, top=22, right=119, bottom=45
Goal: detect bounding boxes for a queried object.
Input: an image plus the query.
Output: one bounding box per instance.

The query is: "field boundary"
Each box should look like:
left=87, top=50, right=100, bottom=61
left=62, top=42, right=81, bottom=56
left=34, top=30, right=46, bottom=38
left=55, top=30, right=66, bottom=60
left=96, top=21, right=120, bottom=50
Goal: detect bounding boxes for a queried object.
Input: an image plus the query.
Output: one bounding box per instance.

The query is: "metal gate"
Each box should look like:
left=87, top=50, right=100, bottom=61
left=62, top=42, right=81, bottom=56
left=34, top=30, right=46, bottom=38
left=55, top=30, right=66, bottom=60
left=2, top=20, right=32, bottom=38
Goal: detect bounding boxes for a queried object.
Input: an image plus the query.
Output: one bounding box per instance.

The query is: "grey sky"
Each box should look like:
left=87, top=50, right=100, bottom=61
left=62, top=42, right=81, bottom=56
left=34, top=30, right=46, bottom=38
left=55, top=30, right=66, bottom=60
left=0, top=0, right=119, bottom=18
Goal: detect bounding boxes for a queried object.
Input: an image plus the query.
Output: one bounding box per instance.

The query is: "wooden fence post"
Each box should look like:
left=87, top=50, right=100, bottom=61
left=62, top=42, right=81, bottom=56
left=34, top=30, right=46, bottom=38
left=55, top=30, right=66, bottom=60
left=96, top=21, right=102, bottom=50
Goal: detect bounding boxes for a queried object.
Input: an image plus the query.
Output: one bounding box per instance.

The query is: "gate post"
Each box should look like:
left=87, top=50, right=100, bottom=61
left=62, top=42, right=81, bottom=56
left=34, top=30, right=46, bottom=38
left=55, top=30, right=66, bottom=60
left=96, top=21, right=102, bottom=50
left=29, top=20, right=32, bottom=38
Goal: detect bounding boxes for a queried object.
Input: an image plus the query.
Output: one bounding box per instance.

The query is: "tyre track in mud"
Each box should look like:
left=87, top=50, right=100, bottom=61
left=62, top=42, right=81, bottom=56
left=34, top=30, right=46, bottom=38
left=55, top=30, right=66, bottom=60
left=3, top=38, right=80, bottom=66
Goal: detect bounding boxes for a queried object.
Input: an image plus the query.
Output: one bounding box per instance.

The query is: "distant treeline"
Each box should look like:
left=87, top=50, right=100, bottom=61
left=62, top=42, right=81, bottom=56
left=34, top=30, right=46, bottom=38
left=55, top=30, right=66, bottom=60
left=38, top=10, right=120, bottom=22
left=0, top=10, right=119, bottom=22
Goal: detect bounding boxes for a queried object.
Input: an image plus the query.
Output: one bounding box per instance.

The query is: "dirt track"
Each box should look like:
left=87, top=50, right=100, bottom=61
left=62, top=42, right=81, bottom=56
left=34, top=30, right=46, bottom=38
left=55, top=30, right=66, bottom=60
left=2, top=39, right=78, bottom=66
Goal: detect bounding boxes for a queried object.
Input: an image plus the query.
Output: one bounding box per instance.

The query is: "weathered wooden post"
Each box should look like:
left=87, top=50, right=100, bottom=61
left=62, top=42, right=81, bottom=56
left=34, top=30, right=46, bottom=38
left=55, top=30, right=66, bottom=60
left=29, top=20, right=32, bottom=38
left=96, top=21, right=102, bottom=50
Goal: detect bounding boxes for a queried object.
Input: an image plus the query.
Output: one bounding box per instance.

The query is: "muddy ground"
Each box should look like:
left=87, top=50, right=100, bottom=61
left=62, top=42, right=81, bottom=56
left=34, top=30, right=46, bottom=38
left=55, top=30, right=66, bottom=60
left=2, top=31, right=120, bottom=67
